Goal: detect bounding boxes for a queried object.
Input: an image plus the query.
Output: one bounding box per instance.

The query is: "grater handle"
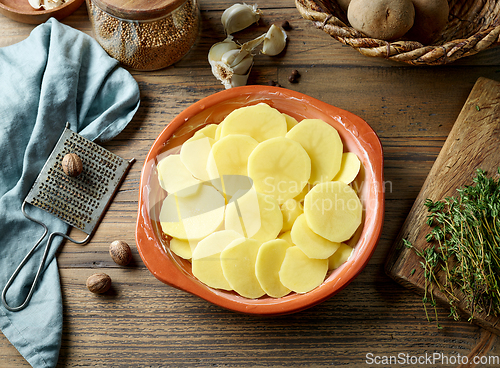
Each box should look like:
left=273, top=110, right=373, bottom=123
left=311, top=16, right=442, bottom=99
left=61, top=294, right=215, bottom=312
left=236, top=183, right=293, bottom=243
left=1, top=202, right=90, bottom=312
left=2, top=202, right=50, bottom=312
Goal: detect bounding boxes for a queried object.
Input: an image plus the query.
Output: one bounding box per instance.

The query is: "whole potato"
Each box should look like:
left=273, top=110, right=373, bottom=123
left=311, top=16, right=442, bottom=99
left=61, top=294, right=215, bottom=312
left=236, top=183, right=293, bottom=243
left=347, top=0, right=415, bottom=41
left=406, top=0, right=449, bottom=44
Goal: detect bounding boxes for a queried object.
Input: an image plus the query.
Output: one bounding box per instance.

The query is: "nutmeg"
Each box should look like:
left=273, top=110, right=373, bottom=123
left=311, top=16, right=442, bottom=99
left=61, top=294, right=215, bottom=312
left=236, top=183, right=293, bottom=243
left=86, top=273, right=111, bottom=294
left=62, top=153, right=83, bottom=177
left=109, top=240, right=132, bottom=266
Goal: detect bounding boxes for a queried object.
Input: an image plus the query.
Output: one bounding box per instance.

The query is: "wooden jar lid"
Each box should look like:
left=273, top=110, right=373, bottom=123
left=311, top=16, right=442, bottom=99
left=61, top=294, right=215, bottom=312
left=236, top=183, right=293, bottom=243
left=91, top=0, right=187, bottom=21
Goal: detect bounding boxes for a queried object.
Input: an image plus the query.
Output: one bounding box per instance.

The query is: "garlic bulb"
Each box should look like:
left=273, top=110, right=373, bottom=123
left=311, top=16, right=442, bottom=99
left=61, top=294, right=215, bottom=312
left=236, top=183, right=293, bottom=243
left=262, top=24, right=287, bottom=56
left=208, top=34, right=268, bottom=89
left=28, top=0, right=66, bottom=10
left=209, top=37, right=254, bottom=89
left=221, top=3, right=262, bottom=35
left=209, top=14, right=289, bottom=88
left=28, top=0, right=42, bottom=9
left=42, top=0, right=65, bottom=10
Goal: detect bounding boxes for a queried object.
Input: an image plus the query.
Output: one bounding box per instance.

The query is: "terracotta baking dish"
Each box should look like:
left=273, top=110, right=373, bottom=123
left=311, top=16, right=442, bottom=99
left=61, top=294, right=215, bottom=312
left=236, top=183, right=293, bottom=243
left=136, top=85, right=384, bottom=315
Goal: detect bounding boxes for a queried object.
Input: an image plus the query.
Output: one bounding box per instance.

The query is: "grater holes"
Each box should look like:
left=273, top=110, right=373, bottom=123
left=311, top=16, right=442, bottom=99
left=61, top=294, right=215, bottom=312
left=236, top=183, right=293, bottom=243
left=41, top=181, right=99, bottom=209
left=83, top=162, right=111, bottom=191
left=48, top=168, right=104, bottom=201
left=68, top=133, right=121, bottom=162
left=75, top=147, right=118, bottom=177
left=31, top=193, right=91, bottom=230
left=25, top=128, right=131, bottom=235
left=69, top=134, right=121, bottom=167
left=38, top=183, right=97, bottom=216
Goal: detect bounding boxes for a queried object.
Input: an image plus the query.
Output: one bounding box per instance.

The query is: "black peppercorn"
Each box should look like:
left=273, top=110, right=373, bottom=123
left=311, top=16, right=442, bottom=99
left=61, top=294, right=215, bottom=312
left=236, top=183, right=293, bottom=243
left=288, top=69, right=300, bottom=83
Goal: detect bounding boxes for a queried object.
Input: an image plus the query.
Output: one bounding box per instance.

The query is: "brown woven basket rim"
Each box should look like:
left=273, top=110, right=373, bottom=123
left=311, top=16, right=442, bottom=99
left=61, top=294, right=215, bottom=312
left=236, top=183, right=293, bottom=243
left=296, top=0, right=500, bottom=65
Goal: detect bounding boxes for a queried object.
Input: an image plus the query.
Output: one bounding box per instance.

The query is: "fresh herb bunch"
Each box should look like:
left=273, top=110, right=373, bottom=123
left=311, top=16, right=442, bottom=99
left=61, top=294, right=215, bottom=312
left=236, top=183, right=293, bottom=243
left=405, top=168, right=500, bottom=327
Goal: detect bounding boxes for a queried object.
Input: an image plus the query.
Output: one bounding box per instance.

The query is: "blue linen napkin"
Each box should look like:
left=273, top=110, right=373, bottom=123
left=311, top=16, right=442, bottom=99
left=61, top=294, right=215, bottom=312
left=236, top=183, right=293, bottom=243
left=0, top=18, right=140, bottom=368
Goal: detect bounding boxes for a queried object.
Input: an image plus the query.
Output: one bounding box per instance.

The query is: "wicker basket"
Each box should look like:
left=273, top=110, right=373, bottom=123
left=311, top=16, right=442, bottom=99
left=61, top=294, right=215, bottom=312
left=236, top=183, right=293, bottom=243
left=296, top=0, right=500, bottom=65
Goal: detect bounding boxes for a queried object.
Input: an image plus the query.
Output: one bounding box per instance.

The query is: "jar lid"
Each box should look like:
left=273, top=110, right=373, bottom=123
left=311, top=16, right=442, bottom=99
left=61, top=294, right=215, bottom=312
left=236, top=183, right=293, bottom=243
left=91, top=0, right=186, bottom=21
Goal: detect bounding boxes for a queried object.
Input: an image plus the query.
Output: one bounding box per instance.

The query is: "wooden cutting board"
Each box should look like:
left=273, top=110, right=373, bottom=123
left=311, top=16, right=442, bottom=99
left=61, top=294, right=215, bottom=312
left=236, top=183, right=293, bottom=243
left=385, top=77, right=500, bottom=334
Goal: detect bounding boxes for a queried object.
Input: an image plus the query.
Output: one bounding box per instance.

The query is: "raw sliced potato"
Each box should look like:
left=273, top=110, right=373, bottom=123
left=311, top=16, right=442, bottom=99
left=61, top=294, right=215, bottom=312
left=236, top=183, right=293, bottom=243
left=185, top=129, right=216, bottom=145
left=206, top=134, right=258, bottom=199
left=328, top=243, right=354, bottom=270
left=281, top=198, right=303, bottom=232
left=291, top=214, right=341, bottom=259
left=191, top=230, right=243, bottom=290
left=304, top=181, right=362, bottom=243
left=170, top=237, right=195, bottom=260
left=225, top=190, right=283, bottom=242
left=180, top=136, right=214, bottom=182
left=224, top=188, right=261, bottom=238
left=206, top=134, right=258, bottom=180
left=279, top=246, right=328, bottom=293
left=220, top=103, right=287, bottom=142
left=332, top=152, right=361, bottom=184
left=278, top=231, right=295, bottom=246
left=214, top=122, right=223, bottom=141
left=159, top=185, right=225, bottom=240
left=157, top=154, right=201, bottom=197
left=286, top=119, right=343, bottom=184
left=255, top=239, right=292, bottom=298
left=248, top=137, right=311, bottom=204
left=283, top=113, right=298, bottom=131
left=156, top=103, right=365, bottom=299
left=294, top=183, right=311, bottom=203
left=195, top=124, right=218, bottom=140
left=346, top=221, right=364, bottom=248
left=211, top=176, right=254, bottom=205
left=220, top=238, right=265, bottom=299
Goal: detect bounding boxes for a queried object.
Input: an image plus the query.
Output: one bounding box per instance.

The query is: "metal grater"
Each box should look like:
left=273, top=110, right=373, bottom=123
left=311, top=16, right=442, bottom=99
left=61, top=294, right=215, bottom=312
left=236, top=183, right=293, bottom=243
left=24, top=124, right=134, bottom=235
left=2, top=123, right=134, bottom=312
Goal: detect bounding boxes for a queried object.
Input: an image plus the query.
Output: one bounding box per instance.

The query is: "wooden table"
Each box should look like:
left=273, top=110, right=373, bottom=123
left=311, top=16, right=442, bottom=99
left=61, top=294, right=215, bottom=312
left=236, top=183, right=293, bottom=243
left=2, top=1, right=500, bottom=367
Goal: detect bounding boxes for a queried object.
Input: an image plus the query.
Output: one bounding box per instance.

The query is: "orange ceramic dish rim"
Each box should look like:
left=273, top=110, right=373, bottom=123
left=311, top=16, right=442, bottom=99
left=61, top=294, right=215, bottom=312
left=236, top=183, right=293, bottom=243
left=136, top=85, right=384, bottom=315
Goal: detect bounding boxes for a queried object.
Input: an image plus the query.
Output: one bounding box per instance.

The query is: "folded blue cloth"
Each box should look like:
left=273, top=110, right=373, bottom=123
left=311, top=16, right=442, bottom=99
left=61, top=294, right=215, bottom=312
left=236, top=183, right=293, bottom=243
left=0, top=18, right=140, bottom=367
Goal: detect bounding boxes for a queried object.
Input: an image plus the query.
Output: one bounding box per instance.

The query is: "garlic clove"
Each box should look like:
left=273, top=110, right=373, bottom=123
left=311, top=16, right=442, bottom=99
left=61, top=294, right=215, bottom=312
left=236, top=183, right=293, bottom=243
left=241, top=33, right=266, bottom=53
left=230, top=72, right=252, bottom=88
left=28, top=0, right=43, bottom=9
left=221, top=3, right=262, bottom=35
left=42, top=0, right=64, bottom=10
left=208, top=36, right=239, bottom=63
left=231, top=54, right=253, bottom=75
left=262, top=24, right=287, bottom=56
left=221, top=48, right=250, bottom=68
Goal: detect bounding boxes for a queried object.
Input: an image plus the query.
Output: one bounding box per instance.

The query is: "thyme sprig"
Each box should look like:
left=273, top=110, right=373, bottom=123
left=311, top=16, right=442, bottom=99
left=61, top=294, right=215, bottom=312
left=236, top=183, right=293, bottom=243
left=405, top=168, right=500, bottom=326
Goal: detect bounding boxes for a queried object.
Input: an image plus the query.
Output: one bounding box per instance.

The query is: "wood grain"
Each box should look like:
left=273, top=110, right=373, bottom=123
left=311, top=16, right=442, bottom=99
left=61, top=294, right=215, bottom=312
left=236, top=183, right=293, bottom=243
left=2, top=1, right=500, bottom=367
left=386, top=77, right=500, bottom=334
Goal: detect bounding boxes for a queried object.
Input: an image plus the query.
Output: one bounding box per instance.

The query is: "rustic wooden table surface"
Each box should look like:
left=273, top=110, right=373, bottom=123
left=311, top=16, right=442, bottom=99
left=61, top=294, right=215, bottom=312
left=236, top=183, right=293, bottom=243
left=2, top=1, right=500, bottom=367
